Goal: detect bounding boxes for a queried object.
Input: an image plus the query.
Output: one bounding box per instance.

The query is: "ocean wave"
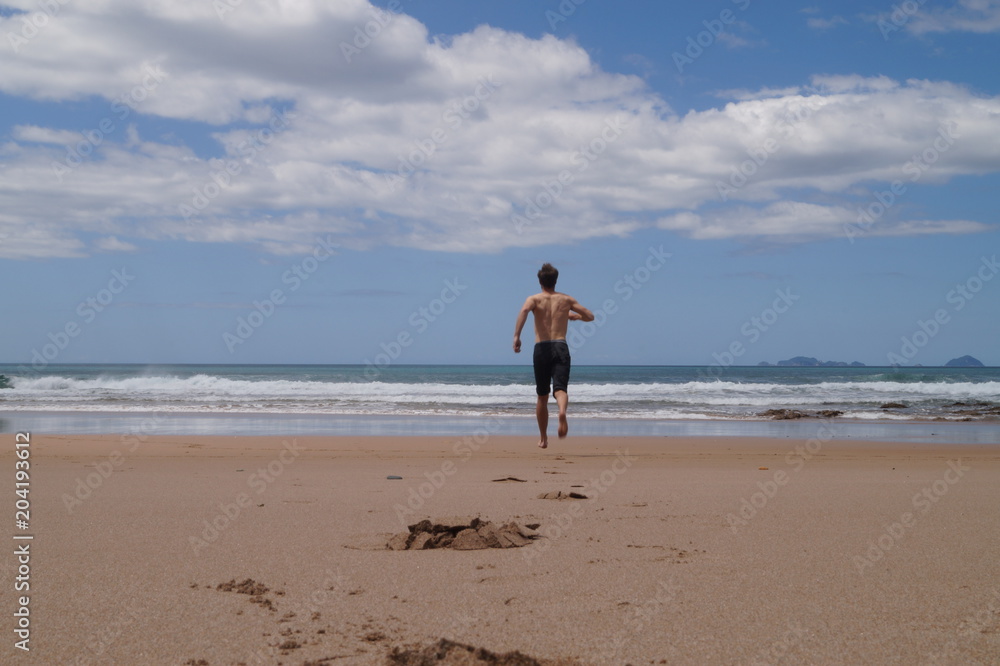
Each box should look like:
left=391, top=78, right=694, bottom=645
left=10, top=374, right=999, bottom=395
left=4, top=373, right=996, bottom=419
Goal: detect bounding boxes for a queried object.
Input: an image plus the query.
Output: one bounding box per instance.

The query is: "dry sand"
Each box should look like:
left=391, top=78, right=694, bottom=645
left=4, top=432, right=1000, bottom=664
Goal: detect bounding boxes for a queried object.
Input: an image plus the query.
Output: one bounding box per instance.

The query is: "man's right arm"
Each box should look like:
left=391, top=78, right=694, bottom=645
left=513, top=296, right=535, bottom=353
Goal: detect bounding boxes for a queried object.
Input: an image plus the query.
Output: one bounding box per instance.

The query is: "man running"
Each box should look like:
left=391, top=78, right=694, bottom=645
left=513, top=263, right=594, bottom=448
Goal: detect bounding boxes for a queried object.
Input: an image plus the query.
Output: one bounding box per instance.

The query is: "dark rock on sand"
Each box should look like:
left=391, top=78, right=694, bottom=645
left=216, top=578, right=269, bottom=596
left=432, top=516, right=481, bottom=532
left=431, top=532, right=455, bottom=548
left=880, top=402, right=908, bottom=409
left=537, top=491, right=588, bottom=500
left=408, top=519, right=434, bottom=535
left=758, top=409, right=807, bottom=420
left=214, top=578, right=278, bottom=612
left=758, top=408, right=845, bottom=419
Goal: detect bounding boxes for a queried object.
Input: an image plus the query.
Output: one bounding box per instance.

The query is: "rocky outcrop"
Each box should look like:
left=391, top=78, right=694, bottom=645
left=757, top=409, right=843, bottom=420
left=759, top=357, right=865, bottom=367
left=945, top=355, right=984, bottom=368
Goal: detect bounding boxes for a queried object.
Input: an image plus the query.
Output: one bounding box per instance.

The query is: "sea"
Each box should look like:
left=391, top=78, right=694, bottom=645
left=1, top=363, right=998, bottom=443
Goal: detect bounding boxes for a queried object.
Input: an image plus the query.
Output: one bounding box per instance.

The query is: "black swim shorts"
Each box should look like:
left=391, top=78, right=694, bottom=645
left=533, top=340, right=571, bottom=396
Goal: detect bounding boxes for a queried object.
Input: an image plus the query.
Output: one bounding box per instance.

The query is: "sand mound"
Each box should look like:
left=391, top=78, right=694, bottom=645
left=387, top=517, right=541, bottom=551
left=387, top=638, right=582, bottom=665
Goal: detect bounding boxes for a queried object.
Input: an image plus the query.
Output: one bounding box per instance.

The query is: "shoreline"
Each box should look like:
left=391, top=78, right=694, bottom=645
left=8, top=432, right=1000, bottom=664
left=23, top=432, right=1000, bottom=460
left=2, top=409, right=998, bottom=444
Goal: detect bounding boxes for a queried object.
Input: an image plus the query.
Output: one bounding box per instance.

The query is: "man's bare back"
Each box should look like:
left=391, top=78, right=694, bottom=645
left=513, top=291, right=592, bottom=353
left=528, top=292, right=574, bottom=342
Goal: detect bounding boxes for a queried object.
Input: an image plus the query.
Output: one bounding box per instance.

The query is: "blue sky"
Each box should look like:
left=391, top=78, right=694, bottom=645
left=1, top=0, right=998, bottom=367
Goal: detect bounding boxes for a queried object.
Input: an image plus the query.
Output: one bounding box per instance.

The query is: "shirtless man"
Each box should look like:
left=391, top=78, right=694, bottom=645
left=513, top=263, right=594, bottom=448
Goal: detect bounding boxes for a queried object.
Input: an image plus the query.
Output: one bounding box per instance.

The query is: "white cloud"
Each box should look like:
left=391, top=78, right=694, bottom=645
left=0, top=222, right=86, bottom=259
left=810, top=74, right=898, bottom=93
left=656, top=203, right=989, bottom=241
left=12, top=125, right=80, bottom=144
left=0, top=1, right=997, bottom=258
left=94, top=236, right=138, bottom=253
left=906, top=0, right=1000, bottom=34
left=807, top=15, right=849, bottom=30
left=715, top=32, right=755, bottom=49
left=713, top=86, right=803, bottom=101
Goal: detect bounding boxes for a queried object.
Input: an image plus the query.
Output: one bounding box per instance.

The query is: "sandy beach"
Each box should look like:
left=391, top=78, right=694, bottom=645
left=6, top=432, right=1000, bottom=664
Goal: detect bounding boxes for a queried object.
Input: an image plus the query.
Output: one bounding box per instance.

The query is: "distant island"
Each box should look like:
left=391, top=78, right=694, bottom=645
left=758, top=356, right=866, bottom=367
left=945, top=355, right=984, bottom=368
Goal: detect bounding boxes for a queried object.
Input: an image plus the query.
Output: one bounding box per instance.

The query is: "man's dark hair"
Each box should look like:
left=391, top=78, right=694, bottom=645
left=537, top=263, right=558, bottom=289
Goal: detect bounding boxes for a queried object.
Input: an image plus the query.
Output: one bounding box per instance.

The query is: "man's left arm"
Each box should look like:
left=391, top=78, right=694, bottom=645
left=569, top=298, right=594, bottom=322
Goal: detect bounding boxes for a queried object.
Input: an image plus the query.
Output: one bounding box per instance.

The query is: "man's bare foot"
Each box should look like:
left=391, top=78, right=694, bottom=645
left=558, top=413, right=568, bottom=439
left=538, top=438, right=548, bottom=449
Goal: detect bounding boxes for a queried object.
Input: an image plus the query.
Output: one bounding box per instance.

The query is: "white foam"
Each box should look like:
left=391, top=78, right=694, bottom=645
left=5, top=374, right=997, bottom=419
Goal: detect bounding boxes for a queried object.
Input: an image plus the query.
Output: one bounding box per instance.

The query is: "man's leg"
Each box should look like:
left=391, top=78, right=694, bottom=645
left=551, top=343, right=571, bottom=440
left=554, top=390, right=568, bottom=439
left=536, top=394, right=550, bottom=448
